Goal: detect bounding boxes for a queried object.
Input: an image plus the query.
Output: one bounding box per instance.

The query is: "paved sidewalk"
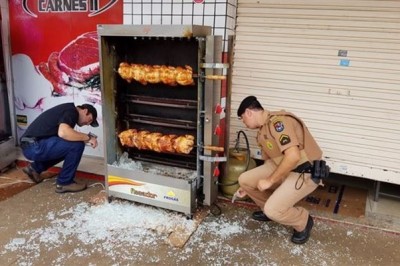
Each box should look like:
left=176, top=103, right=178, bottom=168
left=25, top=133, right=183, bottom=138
left=1, top=179, right=400, bottom=265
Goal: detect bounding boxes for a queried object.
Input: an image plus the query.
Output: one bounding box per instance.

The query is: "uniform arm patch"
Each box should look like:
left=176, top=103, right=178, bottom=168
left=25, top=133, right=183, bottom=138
left=279, top=134, right=291, bottom=145
left=273, top=121, right=285, bottom=132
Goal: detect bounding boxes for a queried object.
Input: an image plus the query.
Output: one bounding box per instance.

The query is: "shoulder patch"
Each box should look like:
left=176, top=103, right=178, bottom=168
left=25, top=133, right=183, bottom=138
left=273, top=121, right=284, bottom=132
left=266, top=140, right=273, bottom=150
left=279, top=134, right=291, bottom=145
left=270, top=115, right=281, bottom=123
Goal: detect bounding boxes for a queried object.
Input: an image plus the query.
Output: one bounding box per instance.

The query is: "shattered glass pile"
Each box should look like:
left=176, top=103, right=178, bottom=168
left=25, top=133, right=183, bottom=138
left=112, top=152, right=197, bottom=180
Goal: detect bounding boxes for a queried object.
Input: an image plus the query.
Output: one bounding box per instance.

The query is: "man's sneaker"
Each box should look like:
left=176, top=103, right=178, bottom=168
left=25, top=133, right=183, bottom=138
left=55, top=182, right=87, bottom=193
left=22, top=165, right=43, bottom=184
left=291, top=215, right=314, bottom=244
left=251, top=211, right=272, bottom=222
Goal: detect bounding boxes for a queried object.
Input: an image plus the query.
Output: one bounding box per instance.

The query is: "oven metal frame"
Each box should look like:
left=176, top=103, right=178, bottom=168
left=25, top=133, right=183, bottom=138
left=98, top=25, right=224, bottom=216
left=0, top=14, right=17, bottom=172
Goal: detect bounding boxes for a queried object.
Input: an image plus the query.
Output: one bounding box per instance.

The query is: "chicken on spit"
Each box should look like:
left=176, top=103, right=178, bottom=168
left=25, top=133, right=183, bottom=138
left=118, top=129, right=195, bottom=154
left=117, top=63, right=195, bottom=86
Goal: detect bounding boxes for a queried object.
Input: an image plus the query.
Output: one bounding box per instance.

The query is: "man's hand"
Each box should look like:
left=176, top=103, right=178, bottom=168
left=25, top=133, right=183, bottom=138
left=235, top=187, right=247, bottom=198
left=257, top=179, right=273, bottom=191
left=59, top=124, right=98, bottom=148
left=259, top=146, right=301, bottom=191
left=87, top=135, right=98, bottom=148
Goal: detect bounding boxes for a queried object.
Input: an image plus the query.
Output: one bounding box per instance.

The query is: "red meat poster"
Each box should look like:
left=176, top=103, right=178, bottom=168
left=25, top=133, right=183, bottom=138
left=9, top=0, right=122, bottom=157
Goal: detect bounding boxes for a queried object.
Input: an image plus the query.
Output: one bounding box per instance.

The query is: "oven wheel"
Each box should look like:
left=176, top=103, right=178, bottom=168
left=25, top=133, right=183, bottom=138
left=186, top=214, right=193, bottom=220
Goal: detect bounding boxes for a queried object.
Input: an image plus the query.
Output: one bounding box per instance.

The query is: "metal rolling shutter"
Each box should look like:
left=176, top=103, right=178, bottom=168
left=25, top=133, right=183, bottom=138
left=230, top=0, right=400, bottom=184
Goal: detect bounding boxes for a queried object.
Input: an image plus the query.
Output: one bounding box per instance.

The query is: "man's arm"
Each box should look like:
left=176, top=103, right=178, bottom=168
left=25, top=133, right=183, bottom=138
left=58, top=123, right=91, bottom=142
left=258, top=145, right=301, bottom=191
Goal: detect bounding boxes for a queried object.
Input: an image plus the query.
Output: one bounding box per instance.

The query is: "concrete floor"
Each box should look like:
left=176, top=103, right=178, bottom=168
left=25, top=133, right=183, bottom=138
left=2, top=153, right=400, bottom=265
left=1, top=174, right=400, bottom=265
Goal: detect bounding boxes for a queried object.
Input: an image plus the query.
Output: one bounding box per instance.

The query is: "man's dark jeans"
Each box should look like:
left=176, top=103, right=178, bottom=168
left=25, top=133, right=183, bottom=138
left=22, top=136, right=85, bottom=185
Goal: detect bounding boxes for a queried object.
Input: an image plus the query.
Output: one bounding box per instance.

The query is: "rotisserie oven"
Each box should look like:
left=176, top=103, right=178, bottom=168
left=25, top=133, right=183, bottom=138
left=98, top=25, right=229, bottom=217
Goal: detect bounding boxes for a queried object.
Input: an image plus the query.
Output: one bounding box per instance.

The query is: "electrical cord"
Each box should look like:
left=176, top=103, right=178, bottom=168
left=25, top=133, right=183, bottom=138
left=88, top=182, right=105, bottom=190
left=211, top=131, right=252, bottom=216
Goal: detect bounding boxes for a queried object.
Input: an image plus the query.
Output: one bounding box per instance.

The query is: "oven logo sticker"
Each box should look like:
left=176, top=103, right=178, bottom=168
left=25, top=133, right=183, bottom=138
left=164, top=191, right=179, bottom=202
left=22, top=0, right=119, bottom=18
left=131, top=188, right=157, bottom=199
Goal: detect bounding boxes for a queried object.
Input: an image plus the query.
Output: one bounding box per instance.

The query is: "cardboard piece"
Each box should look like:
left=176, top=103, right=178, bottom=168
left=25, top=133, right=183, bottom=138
left=298, top=182, right=368, bottom=218
left=298, top=183, right=340, bottom=214
left=167, top=206, right=209, bottom=248
left=335, top=186, right=368, bottom=218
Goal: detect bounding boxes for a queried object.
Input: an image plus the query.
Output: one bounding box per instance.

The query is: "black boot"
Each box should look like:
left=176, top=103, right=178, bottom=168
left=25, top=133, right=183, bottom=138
left=251, top=211, right=271, bottom=222
left=291, top=215, right=314, bottom=244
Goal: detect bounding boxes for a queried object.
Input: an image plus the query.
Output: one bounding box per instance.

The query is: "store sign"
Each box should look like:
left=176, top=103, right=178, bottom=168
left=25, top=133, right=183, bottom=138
left=22, top=0, right=119, bottom=18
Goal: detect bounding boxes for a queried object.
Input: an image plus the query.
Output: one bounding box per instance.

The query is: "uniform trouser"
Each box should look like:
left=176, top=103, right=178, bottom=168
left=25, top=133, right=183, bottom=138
left=238, top=159, right=319, bottom=232
left=21, top=136, right=85, bottom=186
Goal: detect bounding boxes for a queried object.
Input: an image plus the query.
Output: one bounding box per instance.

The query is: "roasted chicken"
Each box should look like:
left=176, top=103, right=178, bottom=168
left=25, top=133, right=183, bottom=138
left=117, top=63, right=195, bottom=86
left=118, top=129, right=195, bottom=154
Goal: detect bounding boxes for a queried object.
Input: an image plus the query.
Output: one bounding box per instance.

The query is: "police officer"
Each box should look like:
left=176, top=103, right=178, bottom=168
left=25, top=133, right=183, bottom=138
left=235, top=96, right=323, bottom=244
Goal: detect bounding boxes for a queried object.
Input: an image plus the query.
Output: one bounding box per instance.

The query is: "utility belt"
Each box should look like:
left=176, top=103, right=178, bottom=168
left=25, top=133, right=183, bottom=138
left=20, top=136, right=38, bottom=148
left=292, top=160, right=330, bottom=184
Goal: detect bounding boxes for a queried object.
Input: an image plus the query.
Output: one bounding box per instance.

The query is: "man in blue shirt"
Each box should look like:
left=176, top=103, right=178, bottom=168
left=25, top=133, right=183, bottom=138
left=20, top=103, right=99, bottom=193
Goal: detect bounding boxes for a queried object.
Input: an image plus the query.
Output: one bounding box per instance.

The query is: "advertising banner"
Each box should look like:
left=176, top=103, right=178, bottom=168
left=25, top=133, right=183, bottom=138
left=9, top=0, right=123, bottom=157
